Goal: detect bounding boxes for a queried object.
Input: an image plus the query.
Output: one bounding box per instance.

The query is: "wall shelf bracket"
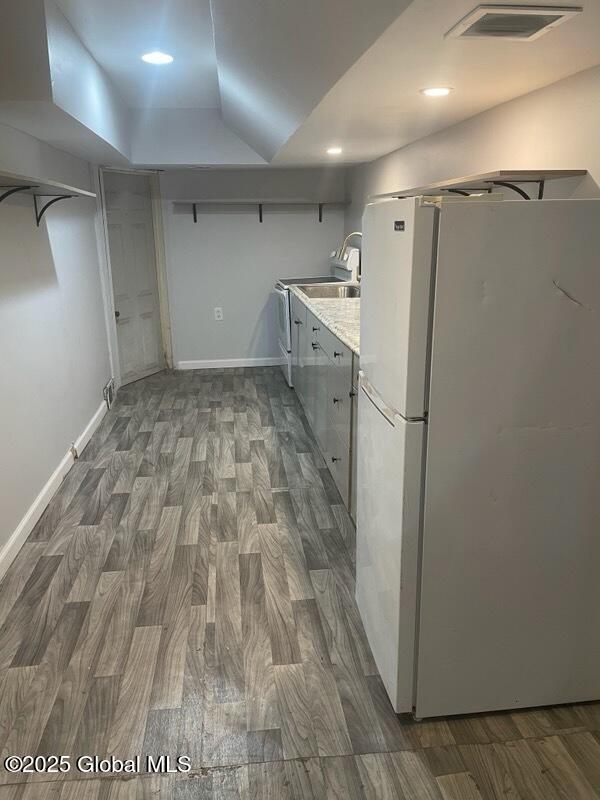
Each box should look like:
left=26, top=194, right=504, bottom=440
left=0, top=185, right=37, bottom=205
left=34, top=194, right=75, bottom=226
left=488, top=181, right=531, bottom=200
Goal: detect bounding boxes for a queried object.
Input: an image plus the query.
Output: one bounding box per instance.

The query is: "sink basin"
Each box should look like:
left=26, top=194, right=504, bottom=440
left=299, top=284, right=360, bottom=299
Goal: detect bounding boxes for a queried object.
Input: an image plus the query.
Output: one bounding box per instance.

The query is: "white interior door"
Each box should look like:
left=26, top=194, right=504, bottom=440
left=105, top=172, right=165, bottom=386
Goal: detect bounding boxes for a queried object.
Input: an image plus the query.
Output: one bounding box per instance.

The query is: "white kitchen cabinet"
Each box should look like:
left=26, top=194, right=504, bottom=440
left=305, top=310, right=327, bottom=451
left=290, top=294, right=355, bottom=513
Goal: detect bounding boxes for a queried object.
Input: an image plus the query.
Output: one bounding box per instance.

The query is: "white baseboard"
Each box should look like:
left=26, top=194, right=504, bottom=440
left=0, top=400, right=108, bottom=581
left=176, top=357, right=284, bottom=370
left=73, top=401, right=107, bottom=458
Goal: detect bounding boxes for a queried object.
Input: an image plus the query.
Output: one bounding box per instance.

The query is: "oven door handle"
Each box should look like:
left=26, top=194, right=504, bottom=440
left=275, top=286, right=292, bottom=351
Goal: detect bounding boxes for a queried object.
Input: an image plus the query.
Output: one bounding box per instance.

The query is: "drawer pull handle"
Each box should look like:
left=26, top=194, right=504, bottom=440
left=333, top=397, right=341, bottom=404
left=334, top=351, right=342, bottom=358
left=312, top=326, right=320, bottom=332
left=312, top=342, right=319, bottom=350
left=294, top=319, right=302, bottom=325
left=331, top=456, right=340, bottom=463
left=349, top=390, right=357, bottom=398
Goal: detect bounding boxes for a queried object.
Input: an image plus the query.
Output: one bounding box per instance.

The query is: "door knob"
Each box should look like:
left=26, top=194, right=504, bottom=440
left=115, top=311, right=120, bottom=319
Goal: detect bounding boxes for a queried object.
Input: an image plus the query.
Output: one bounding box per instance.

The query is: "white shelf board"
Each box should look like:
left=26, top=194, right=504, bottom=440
left=0, top=170, right=96, bottom=198
left=173, top=198, right=346, bottom=206
left=374, top=170, right=588, bottom=199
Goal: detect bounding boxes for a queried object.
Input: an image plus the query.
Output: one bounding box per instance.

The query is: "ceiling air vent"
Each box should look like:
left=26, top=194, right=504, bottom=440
left=446, top=5, right=582, bottom=41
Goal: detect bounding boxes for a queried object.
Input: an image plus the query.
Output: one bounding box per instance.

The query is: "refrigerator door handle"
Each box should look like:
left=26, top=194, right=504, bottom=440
left=359, top=371, right=427, bottom=425
left=359, top=372, right=396, bottom=427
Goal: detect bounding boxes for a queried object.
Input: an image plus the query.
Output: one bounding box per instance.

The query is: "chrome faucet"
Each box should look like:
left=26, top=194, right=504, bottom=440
left=337, top=230, right=362, bottom=260
left=337, top=231, right=363, bottom=280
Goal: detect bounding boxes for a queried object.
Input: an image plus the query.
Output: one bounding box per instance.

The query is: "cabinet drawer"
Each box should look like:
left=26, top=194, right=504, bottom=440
left=327, top=360, right=352, bottom=447
left=325, top=428, right=350, bottom=506
left=291, top=294, right=307, bottom=329
left=318, top=324, right=351, bottom=367
left=306, top=309, right=323, bottom=339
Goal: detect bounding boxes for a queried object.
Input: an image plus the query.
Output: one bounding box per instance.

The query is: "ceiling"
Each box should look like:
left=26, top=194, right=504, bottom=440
left=3, top=0, right=600, bottom=168
left=209, top=0, right=412, bottom=159
left=55, top=0, right=220, bottom=109
left=275, top=0, right=600, bottom=164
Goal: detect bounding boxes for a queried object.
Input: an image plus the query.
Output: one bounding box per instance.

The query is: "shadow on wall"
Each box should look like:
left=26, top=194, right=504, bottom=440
left=249, top=290, right=279, bottom=359
left=0, top=195, right=60, bottom=298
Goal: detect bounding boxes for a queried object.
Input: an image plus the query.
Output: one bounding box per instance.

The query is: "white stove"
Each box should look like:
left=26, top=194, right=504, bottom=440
left=274, top=276, right=343, bottom=387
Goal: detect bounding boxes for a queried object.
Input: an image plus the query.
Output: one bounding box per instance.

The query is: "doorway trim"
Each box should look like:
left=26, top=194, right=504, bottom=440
left=97, top=167, right=173, bottom=388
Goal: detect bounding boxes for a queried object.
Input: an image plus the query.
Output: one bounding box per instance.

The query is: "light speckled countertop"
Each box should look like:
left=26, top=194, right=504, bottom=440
left=290, top=285, right=360, bottom=355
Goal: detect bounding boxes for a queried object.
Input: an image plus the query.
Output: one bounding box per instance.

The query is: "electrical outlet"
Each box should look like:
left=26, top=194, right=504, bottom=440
left=214, top=307, right=224, bottom=321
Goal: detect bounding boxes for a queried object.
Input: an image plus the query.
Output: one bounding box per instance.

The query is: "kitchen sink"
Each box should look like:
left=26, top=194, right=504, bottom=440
left=298, top=284, right=360, bottom=299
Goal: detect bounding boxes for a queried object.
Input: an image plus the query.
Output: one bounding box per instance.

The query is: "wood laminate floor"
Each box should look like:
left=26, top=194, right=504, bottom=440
left=1, top=367, right=600, bottom=799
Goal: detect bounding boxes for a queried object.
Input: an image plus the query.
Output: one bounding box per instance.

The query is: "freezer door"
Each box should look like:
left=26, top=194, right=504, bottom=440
left=356, top=373, right=424, bottom=712
left=417, top=199, right=600, bottom=718
left=360, top=198, right=436, bottom=418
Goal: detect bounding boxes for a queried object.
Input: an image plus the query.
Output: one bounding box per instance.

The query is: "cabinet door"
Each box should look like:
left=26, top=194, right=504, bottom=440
left=304, top=310, right=320, bottom=429
left=298, top=321, right=308, bottom=407
left=350, top=376, right=358, bottom=522
left=291, top=295, right=307, bottom=403
left=314, top=342, right=328, bottom=454
left=291, top=319, right=300, bottom=391
left=327, top=357, right=352, bottom=447
left=326, top=427, right=350, bottom=506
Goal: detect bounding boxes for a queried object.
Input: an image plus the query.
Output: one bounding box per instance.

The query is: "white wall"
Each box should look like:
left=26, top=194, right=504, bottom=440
left=0, top=123, right=111, bottom=559
left=160, top=168, right=346, bottom=366
left=345, top=64, right=600, bottom=232
left=0, top=0, right=51, bottom=103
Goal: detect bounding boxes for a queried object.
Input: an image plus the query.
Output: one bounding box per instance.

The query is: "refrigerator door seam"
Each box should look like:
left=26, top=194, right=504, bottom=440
left=412, top=205, right=441, bottom=710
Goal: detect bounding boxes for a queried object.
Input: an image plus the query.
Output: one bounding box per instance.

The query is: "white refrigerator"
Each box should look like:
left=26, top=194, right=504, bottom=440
left=356, top=195, right=600, bottom=718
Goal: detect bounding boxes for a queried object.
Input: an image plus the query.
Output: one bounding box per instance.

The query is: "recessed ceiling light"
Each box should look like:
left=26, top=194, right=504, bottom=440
left=141, top=51, right=174, bottom=65
left=327, top=146, right=343, bottom=155
left=420, top=87, right=452, bottom=97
